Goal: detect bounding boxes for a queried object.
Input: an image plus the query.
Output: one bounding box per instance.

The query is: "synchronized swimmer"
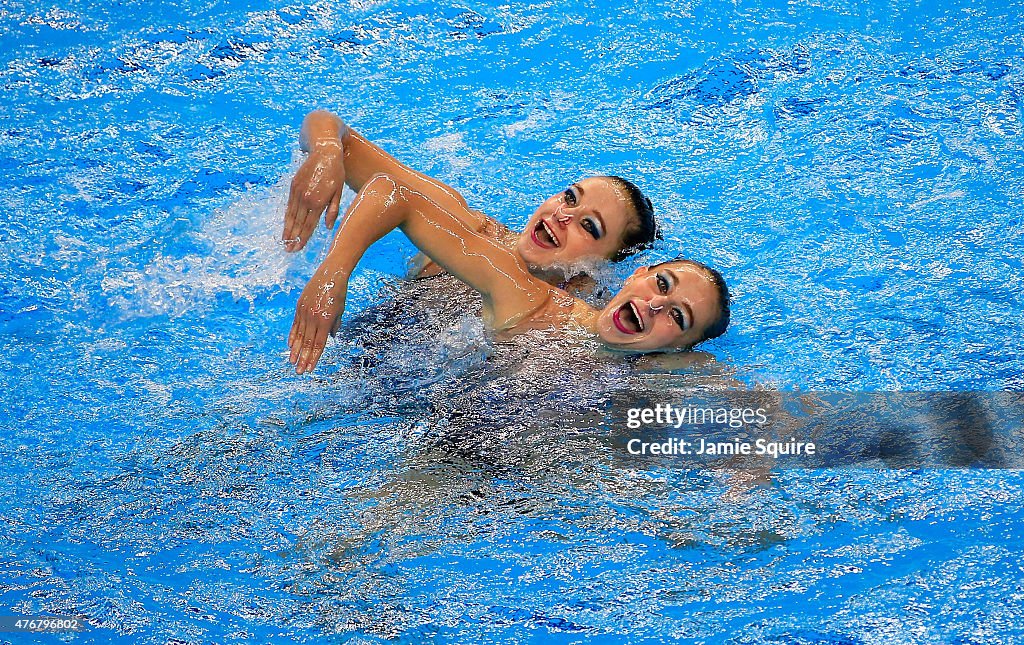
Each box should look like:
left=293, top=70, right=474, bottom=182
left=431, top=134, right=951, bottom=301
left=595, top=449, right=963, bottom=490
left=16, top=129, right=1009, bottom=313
left=281, top=111, right=731, bottom=374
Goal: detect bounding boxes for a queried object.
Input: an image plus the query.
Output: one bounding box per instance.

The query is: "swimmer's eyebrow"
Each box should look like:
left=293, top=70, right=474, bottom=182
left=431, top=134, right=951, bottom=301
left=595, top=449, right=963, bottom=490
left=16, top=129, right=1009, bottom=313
left=667, top=268, right=679, bottom=290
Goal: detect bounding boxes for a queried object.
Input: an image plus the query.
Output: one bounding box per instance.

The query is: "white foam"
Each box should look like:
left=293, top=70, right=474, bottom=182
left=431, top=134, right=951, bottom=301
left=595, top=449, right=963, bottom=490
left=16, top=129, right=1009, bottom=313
left=104, top=173, right=319, bottom=318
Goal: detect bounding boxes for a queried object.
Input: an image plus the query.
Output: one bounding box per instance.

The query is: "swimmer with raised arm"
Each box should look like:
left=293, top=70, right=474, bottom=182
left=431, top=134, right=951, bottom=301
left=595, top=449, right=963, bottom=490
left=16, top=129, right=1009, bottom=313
left=282, top=111, right=658, bottom=280
left=288, top=172, right=730, bottom=374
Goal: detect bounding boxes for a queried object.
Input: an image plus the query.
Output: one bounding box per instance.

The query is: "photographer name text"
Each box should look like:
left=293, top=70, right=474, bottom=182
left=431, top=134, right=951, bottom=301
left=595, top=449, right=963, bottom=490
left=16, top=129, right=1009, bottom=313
left=626, top=436, right=816, bottom=458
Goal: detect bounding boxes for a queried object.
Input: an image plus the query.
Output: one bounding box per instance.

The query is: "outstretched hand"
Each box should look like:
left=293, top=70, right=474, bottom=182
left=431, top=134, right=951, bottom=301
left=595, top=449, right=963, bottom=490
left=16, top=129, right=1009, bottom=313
left=283, top=144, right=346, bottom=251
left=288, top=266, right=348, bottom=374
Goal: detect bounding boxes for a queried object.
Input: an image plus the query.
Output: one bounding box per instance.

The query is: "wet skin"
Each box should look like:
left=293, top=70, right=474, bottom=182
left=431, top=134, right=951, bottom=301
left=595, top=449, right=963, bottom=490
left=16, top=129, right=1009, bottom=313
left=594, top=263, right=723, bottom=351
left=282, top=112, right=640, bottom=274
left=288, top=175, right=723, bottom=373
left=516, top=177, right=635, bottom=268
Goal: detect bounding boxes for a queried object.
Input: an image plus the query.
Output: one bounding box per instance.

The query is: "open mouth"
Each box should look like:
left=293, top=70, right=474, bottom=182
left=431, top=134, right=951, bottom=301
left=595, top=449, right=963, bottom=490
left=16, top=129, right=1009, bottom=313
left=530, top=219, right=560, bottom=249
left=612, top=301, right=644, bottom=335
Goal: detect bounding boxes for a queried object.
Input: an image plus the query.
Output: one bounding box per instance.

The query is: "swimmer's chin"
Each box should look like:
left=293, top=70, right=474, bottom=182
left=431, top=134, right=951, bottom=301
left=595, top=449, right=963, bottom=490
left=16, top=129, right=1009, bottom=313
left=593, top=327, right=646, bottom=352
left=593, top=323, right=685, bottom=354
left=516, top=251, right=602, bottom=283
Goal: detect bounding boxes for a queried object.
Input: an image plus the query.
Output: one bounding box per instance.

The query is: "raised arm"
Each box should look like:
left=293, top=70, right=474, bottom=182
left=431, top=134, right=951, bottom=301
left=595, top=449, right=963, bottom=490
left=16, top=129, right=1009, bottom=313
left=283, top=110, right=488, bottom=251
left=288, top=173, right=547, bottom=374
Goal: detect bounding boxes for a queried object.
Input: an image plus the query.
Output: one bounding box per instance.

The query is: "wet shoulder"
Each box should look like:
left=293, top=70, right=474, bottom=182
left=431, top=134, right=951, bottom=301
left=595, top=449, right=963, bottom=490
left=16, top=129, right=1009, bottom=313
left=499, top=288, right=591, bottom=337
left=413, top=213, right=516, bottom=278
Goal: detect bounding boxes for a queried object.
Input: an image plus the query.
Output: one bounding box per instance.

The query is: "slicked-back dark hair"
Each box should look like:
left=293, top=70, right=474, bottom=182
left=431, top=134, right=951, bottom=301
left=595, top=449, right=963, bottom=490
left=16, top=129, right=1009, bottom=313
left=649, top=257, right=731, bottom=346
left=603, top=175, right=660, bottom=261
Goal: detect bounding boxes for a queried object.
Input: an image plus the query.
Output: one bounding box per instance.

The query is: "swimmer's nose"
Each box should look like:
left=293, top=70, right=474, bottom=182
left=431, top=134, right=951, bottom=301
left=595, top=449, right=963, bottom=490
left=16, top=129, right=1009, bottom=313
left=648, top=295, right=668, bottom=314
left=554, top=205, right=573, bottom=227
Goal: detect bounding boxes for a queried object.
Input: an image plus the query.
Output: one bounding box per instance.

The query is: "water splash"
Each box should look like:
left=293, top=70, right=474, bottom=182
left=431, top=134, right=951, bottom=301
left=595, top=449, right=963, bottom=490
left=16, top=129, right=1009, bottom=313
left=102, top=174, right=311, bottom=319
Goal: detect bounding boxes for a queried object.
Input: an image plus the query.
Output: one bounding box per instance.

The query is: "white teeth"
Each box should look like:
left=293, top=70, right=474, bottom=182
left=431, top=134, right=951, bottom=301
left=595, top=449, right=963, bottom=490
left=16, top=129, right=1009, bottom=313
left=629, top=302, right=644, bottom=332
left=541, top=220, right=560, bottom=247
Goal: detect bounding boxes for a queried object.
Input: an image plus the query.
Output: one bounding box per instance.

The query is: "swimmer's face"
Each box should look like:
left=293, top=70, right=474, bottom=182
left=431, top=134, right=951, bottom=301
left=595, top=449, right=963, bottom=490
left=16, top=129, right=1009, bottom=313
left=595, top=262, right=722, bottom=351
left=516, top=177, right=634, bottom=269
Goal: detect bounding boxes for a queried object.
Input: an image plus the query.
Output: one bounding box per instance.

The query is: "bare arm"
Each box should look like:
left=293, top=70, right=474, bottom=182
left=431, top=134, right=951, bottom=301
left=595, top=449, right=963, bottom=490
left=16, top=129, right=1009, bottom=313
left=283, top=110, right=489, bottom=251
left=289, top=173, right=547, bottom=373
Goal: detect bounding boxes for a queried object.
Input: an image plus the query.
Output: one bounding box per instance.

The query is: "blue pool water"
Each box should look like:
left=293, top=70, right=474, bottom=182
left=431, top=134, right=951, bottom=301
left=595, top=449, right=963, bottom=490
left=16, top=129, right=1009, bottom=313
left=1, top=0, right=1023, bottom=642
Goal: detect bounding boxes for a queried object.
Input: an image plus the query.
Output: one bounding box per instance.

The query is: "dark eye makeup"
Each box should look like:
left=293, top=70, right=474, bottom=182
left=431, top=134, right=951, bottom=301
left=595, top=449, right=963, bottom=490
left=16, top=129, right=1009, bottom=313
left=670, top=308, right=688, bottom=331
left=656, top=272, right=689, bottom=331
left=564, top=188, right=603, bottom=239
left=656, top=273, right=669, bottom=293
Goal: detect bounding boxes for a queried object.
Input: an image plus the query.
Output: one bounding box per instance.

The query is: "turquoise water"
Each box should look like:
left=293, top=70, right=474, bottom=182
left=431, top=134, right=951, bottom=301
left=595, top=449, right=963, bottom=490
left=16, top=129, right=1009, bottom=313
left=1, top=0, right=1023, bottom=643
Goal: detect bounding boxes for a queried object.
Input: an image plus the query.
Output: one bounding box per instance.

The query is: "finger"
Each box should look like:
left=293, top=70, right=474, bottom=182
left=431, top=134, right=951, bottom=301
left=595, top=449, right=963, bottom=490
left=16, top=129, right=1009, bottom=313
left=289, top=207, right=313, bottom=253
left=300, top=313, right=328, bottom=373
left=298, top=331, right=318, bottom=374
left=299, top=206, right=321, bottom=249
left=299, top=319, right=320, bottom=373
left=290, top=316, right=306, bottom=366
left=325, top=190, right=342, bottom=229
left=289, top=297, right=305, bottom=355
left=289, top=326, right=302, bottom=367
left=304, top=320, right=330, bottom=373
